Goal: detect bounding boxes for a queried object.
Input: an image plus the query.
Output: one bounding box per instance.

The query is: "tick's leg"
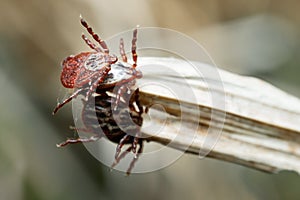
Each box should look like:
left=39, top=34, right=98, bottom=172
left=82, top=34, right=102, bottom=52
left=111, top=146, right=132, bottom=169
left=131, top=27, right=138, bottom=68
left=126, top=140, right=143, bottom=175
left=69, top=125, right=99, bottom=134
left=132, top=129, right=142, bottom=153
left=56, top=135, right=101, bottom=147
left=80, top=16, right=109, bottom=54
left=53, top=88, right=84, bottom=114
left=129, top=85, right=142, bottom=152
left=113, top=78, right=138, bottom=111
left=119, top=38, right=128, bottom=62
left=115, top=134, right=131, bottom=159
left=113, top=84, right=129, bottom=111
left=84, top=65, right=111, bottom=101
left=132, top=137, right=138, bottom=153
left=132, top=88, right=143, bottom=114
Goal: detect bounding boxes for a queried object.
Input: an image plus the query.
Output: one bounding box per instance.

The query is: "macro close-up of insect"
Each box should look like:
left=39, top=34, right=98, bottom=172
left=2, top=1, right=300, bottom=199
left=53, top=16, right=144, bottom=174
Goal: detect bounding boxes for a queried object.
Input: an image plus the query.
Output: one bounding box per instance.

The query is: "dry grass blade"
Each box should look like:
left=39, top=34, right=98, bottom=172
left=137, top=57, right=300, bottom=174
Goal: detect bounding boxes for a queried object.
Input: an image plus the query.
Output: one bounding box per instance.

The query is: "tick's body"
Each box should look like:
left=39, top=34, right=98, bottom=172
left=53, top=16, right=143, bottom=174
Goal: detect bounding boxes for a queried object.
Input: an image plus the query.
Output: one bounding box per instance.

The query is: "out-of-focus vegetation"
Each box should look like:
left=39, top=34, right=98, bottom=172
left=0, top=0, right=299, bottom=199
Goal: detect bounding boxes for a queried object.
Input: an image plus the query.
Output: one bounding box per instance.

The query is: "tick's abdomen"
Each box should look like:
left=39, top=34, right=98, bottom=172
left=82, top=86, right=143, bottom=144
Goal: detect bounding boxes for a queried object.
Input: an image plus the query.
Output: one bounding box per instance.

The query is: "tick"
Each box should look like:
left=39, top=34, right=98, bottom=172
left=53, top=16, right=144, bottom=174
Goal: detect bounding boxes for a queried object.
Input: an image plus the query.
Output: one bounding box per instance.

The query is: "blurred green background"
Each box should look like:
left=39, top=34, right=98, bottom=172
left=0, top=0, right=299, bottom=199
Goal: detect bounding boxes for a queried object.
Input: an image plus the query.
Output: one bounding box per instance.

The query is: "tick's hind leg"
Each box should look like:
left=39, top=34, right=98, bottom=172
left=111, top=146, right=132, bottom=169
left=110, top=138, right=144, bottom=175
left=114, top=134, right=131, bottom=159
left=56, top=134, right=101, bottom=147
left=126, top=140, right=143, bottom=175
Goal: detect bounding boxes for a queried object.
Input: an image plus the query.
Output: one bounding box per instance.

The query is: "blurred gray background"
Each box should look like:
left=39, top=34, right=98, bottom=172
left=0, top=0, right=299, bottom=199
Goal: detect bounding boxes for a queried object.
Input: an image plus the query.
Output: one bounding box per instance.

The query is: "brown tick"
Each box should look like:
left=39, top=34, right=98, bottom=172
left=53, top=16, right=144, bottom=174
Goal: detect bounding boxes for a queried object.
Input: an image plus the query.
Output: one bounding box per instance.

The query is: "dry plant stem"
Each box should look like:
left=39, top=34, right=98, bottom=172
left=137, top=57, right=300, bottom=174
